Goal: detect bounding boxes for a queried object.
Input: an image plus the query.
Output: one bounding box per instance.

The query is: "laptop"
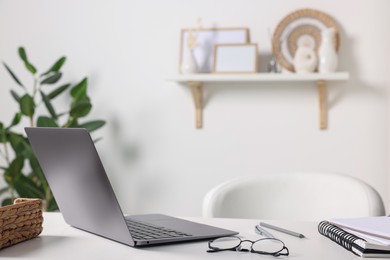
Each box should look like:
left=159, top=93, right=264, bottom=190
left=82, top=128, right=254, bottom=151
left=25, top=127, right=237, bottom=247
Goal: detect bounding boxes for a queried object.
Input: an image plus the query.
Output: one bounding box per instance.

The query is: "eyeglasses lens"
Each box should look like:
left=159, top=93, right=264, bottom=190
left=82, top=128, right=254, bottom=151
left=252, top=238, right=284, bottom=253
left=210, top=237, right=241, bottom=249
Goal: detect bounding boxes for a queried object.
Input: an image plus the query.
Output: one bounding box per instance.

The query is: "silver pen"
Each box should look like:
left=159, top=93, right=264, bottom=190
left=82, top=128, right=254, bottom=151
left=255, top=225, right=275, bottom=238
left=260, top=222, right=305, bottom=238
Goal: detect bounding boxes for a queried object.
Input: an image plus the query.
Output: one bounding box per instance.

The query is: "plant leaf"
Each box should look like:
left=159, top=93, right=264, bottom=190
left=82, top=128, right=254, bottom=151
left=70, top=77, right=88, bottom=100
left=41, top=56, right=66, bottom=76
left=63, top=117, right=78, bottom=128
left=0, top=186, right=9, bottom=195
left=71, top=96, right=90, bottom=110
left=8, top=112, right=22, bottom=128
left=4, top=156, right=24, bottom=185
left=29, top=156, right=49, bottom=190
left=18, top=47, right=28, bottom=62
left=19, top=94, right=35, bottom=117
left=48, top=83, right=70, bottom=99
left=47, top=196, right=58, bottom=211
left=70, top=101, right=92, bottom=118
left=41, top=57, right=66, bottom=76
left=37, top=116, right=58, bottom=127
left=41, top=72, right=62, bottom=85
left=25, top=63, right=37, bottom=74
left=56, top=112, right=68, bottom=118
left=14, top=174, right=45, bottom=198
left=10, top=90, right=21, bottom=103
left=2, top=198, right=13, bottom=206
left=40, top=91, right=57, bottom=119
left=8, top=133, right=32, bottom=158
left=0, top=123, right=6, bottom=144
left=70, top=78, right=90, bottom=109
left=2, top=62, right=25, bottom=88
left=78, top=120, right=106, bottom=132
left=18, top=47, right=37, bottom=74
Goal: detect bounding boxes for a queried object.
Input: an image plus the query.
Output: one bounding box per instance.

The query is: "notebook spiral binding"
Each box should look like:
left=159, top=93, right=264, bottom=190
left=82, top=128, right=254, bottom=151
left=318, top=221, right=365, bottom=256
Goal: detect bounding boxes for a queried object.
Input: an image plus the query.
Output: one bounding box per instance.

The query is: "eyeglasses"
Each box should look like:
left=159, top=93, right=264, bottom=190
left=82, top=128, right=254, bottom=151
left=207, top=236, right=289, bottom=257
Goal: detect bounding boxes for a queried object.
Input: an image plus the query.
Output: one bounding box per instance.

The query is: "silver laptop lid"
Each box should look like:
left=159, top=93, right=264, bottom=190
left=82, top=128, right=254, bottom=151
left=25, top=127, right=134, bottom=246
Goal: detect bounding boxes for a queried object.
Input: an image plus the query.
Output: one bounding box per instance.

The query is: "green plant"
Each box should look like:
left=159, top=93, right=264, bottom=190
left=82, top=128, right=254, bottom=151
left=0, top=47, right=105, bottom=211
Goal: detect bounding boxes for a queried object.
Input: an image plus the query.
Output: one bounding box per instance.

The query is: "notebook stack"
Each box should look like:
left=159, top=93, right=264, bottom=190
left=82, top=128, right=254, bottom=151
left=318, top=216, right=390, bottom=258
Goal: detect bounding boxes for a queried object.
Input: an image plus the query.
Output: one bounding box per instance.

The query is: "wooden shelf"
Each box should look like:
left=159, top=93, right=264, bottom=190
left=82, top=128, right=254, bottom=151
left=168, top=72, right=349, bottom=82
left=167, top=72, right=350, bottom=129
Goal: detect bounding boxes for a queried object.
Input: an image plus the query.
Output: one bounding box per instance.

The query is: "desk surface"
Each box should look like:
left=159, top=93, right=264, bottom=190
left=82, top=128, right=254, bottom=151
left=1, top=213, right=368, bottom=260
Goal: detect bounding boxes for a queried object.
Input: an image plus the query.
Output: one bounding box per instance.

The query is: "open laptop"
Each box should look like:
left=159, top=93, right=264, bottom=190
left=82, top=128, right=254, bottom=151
left=25, top=127, right=237, bottom=247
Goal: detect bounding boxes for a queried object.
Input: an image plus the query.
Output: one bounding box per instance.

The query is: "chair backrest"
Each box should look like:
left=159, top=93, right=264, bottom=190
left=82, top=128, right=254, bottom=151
left=203, top=173, right=385, bottom=221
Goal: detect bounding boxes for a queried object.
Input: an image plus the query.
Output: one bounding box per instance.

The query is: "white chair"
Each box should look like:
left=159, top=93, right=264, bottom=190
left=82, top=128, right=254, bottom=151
left=203, top=172, right=385, bottom=221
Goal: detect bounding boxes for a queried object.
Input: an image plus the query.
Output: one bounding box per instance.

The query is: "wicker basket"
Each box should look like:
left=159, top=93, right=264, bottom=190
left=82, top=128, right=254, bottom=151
left=0, top=198, right=43, bottom=249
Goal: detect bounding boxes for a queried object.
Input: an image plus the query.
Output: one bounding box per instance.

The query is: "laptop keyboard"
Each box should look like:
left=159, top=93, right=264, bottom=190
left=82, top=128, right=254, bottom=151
left=125, top=218, right=192, bottom=240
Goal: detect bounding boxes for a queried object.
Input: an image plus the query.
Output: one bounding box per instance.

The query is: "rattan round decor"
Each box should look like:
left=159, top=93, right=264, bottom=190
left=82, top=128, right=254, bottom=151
left=272, top=9, right=340, bottom=72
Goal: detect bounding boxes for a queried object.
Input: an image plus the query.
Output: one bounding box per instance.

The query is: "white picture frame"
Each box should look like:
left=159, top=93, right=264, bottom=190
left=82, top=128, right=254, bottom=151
left=179, top=28, right=250, bottom=73
left=212, top=43, right=258, bottom=73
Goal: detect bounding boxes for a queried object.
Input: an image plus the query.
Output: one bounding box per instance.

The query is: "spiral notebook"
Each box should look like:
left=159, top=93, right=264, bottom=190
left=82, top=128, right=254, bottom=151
left=330, top=216, right=390, bottom=240
left=318, top=221, right=390, bottom=258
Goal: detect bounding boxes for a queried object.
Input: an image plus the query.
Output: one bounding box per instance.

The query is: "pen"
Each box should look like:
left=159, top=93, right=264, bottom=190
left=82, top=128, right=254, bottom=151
left=255, top=225, right=275, bottom=238
left=260, top=222, right=305, bottom=238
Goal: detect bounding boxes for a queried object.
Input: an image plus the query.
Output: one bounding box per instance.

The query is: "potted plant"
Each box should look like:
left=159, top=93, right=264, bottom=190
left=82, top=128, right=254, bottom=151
left=0, top=47, right=105, bottom=211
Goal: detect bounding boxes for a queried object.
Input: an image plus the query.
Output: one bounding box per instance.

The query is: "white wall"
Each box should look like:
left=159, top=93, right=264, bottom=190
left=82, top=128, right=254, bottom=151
left=0, top=0, right=389, bottom=216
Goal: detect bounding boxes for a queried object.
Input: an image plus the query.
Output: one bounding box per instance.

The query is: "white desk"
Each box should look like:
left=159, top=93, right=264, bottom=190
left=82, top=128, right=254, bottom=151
left=1, top=213, right=367, bottom=260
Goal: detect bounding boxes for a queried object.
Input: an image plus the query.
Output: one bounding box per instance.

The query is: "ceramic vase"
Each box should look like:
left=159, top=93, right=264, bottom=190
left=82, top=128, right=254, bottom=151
left=293, top=46, right=318, bottom=74
left=181, top=48, right=198, bottom=74
left=318, top=28, right=338, bottom=73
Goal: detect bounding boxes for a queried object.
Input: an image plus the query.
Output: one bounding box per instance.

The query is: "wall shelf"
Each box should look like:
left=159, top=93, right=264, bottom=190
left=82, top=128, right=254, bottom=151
left=167, top=72, right=350, bottom=130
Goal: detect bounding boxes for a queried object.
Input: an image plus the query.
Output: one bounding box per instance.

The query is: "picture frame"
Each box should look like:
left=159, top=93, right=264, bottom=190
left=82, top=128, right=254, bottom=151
left=212, top=43, right=258, bottom=73
left=179, top=28, right=250, bottom=73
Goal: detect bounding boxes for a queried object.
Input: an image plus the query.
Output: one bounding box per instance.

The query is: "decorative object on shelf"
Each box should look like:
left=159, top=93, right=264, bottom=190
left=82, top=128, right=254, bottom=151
left=272, top=9, right=339, bottom=72
left=181, top=46, right=198, bottom=74
left=212, top=43, right=258, bottom=73
left=181, top=20, right=201, bottom=74
left=268, top=56, right=279, bottom=73
left=0, top=47, right=106, bottom=211
left=0, top=198, right=43, bottom=249
left=179, top=27, right=249, bottom=73
left=293, top=39, right=318, bottom=73
left=267, top=28, right=280, bottom=73
left=318, top=28, right=338, bottom=73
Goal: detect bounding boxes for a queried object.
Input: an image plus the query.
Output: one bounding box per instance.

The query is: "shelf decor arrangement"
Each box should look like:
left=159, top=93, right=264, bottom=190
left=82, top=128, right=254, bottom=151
left=171, top=9, right=348, bottom=130
left=0, top=198, right=43, bottom=249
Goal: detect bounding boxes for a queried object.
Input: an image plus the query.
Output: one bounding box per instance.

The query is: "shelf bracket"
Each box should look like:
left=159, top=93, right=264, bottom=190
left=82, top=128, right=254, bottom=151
left=317, top=80, right=327, bottom=130
left=189, top=81, right=203, bottom=128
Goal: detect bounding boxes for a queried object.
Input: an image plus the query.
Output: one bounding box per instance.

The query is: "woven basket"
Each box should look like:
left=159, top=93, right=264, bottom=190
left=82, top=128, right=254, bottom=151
left=0, top=198, right=43, bottom=249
